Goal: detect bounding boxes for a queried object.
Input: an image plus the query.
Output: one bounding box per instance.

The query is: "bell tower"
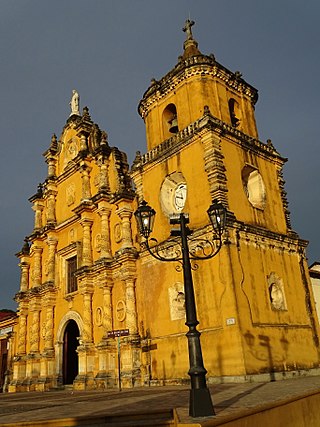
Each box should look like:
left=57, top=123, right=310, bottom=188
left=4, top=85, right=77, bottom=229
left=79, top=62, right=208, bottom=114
left=139, top=19, right=258, bottom=153
left=132, top=20, right=319, bottom=382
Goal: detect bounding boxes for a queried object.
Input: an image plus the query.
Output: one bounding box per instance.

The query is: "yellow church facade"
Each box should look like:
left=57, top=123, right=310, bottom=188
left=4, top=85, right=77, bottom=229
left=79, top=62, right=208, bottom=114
left=9, top=21, right=319, bottom=392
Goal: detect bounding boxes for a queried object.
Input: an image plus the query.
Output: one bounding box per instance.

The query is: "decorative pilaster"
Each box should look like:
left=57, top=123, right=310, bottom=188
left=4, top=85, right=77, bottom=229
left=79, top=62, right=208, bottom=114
left=17, top=304, right=28, bottom=355
left=201, top=128, right=229, bottom=207
left=32, top=201, right=44, bottom=231
left=46, top=236, right=57, bottom=282
left=29, top=302, right=41, bottom=354
left=43, top=299, right=55, bottom=352
left=97, top=207, right=112, bottom=259
left=277, top=166, right=292, bottom=231
left=102, top=286, right=113, bottom=333
left=80, top=133, right=87, bottom=152
left=80, top=162, right=92, bottom=202
left=19, top=262, right=30, bottom=292
left=125, top=277, right=138, bottom=335
left=43, top=134, right=58, bottom=178
left=46, top=190, right=57, bottom=225
left=116, top=204, right=133, bottom=249
left=32, top=246, right=43, bottom=288
left=82, top=292, right=93, bottom=343
left=80, top=218, right=93, bottom=267
left=98, top=156, right=109, bottom=192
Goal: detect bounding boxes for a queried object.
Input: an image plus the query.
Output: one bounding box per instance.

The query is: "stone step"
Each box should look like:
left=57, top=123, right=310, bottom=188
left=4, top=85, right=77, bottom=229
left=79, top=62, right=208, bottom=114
left=0, top=409, right=176, bottom=427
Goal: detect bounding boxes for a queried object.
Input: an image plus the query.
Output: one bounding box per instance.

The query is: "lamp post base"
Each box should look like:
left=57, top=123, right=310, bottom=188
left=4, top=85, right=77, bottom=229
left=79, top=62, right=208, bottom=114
left=189, top=387, right=215, bottom=417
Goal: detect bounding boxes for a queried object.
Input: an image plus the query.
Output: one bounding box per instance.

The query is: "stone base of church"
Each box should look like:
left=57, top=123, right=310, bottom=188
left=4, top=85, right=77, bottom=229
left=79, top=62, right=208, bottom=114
left=206, top=367, right=320, bottom=385
left=73, top=374, right=96, bottom=390
left=8, top=359, right=320, bottom=393
left=94, top=371, right=116, bottom=389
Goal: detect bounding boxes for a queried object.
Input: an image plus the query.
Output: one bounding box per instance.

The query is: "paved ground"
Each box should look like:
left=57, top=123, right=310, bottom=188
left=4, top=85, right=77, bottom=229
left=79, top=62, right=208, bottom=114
left=1, top=375, right=320, bottom=426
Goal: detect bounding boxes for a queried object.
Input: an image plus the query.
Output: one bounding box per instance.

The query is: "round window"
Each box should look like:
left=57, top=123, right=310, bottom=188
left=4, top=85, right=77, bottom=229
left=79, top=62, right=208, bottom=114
left=242, top=166, right=266, bottom=210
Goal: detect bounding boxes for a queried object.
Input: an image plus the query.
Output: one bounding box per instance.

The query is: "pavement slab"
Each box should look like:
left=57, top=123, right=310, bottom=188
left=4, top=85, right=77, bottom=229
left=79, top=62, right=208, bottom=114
left=0, top=375, right=320, bottom=426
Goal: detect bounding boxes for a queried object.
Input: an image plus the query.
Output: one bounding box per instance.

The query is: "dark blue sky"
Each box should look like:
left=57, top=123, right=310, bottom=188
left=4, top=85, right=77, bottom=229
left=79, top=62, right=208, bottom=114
left=1, top=1, right=319, bottom=309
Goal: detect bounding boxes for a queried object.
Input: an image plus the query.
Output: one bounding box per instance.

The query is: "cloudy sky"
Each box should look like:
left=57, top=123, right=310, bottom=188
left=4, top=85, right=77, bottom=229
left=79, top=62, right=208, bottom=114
left=0, top=1, right=319, bottom=309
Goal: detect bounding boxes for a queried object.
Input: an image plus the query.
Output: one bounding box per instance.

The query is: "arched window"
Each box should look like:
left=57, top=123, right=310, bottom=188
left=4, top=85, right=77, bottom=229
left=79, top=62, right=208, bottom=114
left=163, top=104, right=179, bottom=136
left=228, top=98, right=240, bottom=128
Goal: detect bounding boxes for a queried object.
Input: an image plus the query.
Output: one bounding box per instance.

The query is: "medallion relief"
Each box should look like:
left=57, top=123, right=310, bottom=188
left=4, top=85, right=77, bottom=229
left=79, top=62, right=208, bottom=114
left=116, top=300, right=126, bottom=322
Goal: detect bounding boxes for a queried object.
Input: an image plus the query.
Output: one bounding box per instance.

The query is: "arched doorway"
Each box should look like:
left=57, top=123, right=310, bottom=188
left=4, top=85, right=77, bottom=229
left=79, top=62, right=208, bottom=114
left=62, top=320, right=79, bottom=385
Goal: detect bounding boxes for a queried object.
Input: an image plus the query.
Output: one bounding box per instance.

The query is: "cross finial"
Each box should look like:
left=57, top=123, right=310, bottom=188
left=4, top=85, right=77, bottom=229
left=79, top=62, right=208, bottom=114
left=183, top=19, right=195, bottom=40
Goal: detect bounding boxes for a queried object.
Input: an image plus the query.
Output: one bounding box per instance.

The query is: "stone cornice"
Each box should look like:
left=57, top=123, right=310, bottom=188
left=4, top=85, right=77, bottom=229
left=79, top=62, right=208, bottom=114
left=136, top=216, right=305, bottom=261
left=14, top=281, right=57, bottom=303
left=138, top=54, right=258, bottom=118
left=131, top=112, right=285, bottom=173
left=231, top=220, right=307, bottom=253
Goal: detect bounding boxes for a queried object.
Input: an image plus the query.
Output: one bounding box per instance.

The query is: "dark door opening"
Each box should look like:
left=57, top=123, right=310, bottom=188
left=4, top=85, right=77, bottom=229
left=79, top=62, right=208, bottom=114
left=0, top=340, right=8, bottom=392
left=63, top=320, right=79, bottom=385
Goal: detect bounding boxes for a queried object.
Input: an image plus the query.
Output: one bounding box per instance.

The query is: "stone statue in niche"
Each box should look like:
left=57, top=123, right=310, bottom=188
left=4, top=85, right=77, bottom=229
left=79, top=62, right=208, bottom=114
left=95, top=234, right=102, bottom=253
left=269, top=283, right=285, bottom=310
left=69, top=228, right=75, bottom=243
left=169, top=282, right=185, bottom=320
left=267, top=272, right=287, bottom=311
left=70, top=89, right=80, bottom=116
left=114, top=223, right=122, bottom=243
left=91, top=123, right=101, bottom=149
left=66, top=183, right=76, bottom=206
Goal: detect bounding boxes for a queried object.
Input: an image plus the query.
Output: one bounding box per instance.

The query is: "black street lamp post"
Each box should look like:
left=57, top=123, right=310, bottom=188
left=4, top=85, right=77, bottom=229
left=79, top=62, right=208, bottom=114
left=134, top=200, right=226, bottom=417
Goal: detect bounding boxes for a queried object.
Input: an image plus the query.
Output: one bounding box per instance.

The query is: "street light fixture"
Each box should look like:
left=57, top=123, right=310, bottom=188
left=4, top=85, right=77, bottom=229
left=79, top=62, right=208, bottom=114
left=134, top=199, right=227, bottom=417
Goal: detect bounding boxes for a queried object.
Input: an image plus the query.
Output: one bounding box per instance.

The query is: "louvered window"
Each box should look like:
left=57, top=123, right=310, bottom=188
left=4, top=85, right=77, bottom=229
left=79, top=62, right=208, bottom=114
left=67, top=256, right=77, bottom=293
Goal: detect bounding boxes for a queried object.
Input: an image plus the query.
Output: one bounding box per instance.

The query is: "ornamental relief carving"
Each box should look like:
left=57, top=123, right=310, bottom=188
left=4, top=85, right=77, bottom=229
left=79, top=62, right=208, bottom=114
left=95, top=307, right=103, bottom=326
left=116, top=300, right=126, bottom=322
left=95, top=234, right=102, bottom=253
left=66, top=183, right=76, bottom=206
left=64, top=138, right=78, bottom=168
left=168, top=282, right=186, bottom=321
left=94, top=173, right=100, bottom=188
left=69, top=228, right=77, bottom=244
left=114, top=223, right=122, bottom=243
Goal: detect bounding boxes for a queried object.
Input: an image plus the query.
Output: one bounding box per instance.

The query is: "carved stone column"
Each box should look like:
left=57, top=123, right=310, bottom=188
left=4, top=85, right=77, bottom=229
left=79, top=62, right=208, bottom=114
left=43, top=299, right=55, bottom=352
left=46, top=237, right=57, bottom=282
left=124, top=277, right=138, bottom=335
left=32, top=247, right=43, bottom=288
left=80, top=133, right=87, bottom=152
left=19, top=262, right=30, bottom=292
left=80, top=218, right=93, bottom=267
left=30, top=302, right=41, bottom=354
left=98, top=156, right=109, bottom=192
left=97, top=207, right=112, bottom=259
left=17, top=304, right=28, bottom=355
left=117, top=205, right=133, bottom=249
left=102, top=286, right=113, bottom=333
left=44, top=134, right=58, bottom=178
left=46, top=191, right=57, bottom=224
left=201, top=130, right=229, bottom=207
left=32, top=201, right=44, bottom=231
left=82, top=292, right=93, bottom=343
left=47, top=159, right=56, bottom=178
left=80, top=162, right=92, bottom=202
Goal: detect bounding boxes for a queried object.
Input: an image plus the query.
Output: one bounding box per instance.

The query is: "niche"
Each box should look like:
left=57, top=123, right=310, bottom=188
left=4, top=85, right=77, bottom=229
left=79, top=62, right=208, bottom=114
left=163, top=104, right=179, bottom=138
left=242, top=165, right=266, bottom=210
left=228, top=98, right=241, bottom=128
